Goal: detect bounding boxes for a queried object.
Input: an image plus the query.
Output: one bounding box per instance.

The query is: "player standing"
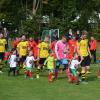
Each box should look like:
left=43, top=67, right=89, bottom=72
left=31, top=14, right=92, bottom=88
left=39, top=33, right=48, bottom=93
left=0, top=33, right=7, bottom=73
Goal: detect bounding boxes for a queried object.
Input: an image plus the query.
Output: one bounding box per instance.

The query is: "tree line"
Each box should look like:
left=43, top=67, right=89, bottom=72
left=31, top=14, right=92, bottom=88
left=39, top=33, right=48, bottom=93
left=0, top=0, right=100, bottom=38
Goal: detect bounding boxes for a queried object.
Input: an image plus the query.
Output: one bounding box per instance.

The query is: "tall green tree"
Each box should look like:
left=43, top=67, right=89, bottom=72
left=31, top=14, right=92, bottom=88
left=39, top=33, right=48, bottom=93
left=0, top=0, right=100, bottom=35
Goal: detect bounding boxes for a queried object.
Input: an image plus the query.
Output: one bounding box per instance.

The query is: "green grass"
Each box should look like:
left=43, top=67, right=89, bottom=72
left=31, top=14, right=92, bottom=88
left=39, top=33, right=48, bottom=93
left=0, top=64, right=100, bottom=100
left=0, top=42, right=100, bottom=100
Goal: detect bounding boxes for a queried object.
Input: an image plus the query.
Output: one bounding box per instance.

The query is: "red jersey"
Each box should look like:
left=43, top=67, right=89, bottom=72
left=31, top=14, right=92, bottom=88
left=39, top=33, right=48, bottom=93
left=28, top=40, right=37, bottom=49
left=50, top=40, right=57, bottom=51
left=67, top=39, right=77, bottom=60
left=89, top=40, right=97, bottom=50
left=28, top=40, right=38, bottom=58
left=68, top=39, right=77, bottom=53
left=4, top=52, right=11, bottom=60
left=33, top=45, right=38, bottom=59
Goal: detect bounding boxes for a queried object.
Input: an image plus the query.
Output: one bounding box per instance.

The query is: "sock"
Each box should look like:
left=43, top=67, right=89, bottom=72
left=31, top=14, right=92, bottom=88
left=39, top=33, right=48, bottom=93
left=73, top=76, right=77, bottom=82
left=71, top=76, right=75, bottom=82
left=25, top=70, right=28, bottom=77
left=81, top=70, right=86, bottom=81
left=36, top=67, right=40, bottom=76
left=29, top=71, right=32, bottom=78
left=48, top=73, right=52, bottom=82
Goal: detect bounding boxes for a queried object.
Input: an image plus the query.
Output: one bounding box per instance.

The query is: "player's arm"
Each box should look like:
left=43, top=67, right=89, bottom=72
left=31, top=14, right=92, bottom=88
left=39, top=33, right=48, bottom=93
left=79, top=57, right=84, bottom=64
left=74, top=43, right=77, bottom=53
left=95, top=40, right=97, bottom=49
left=34, top=57, right=39, bottom=61
left=87, top=40, right=92, bottom=58
left=37, top=43, right=41, bottom=60
left=88, top=46, right=92, bottom=58
left=27, top=42, right=31, bottom=51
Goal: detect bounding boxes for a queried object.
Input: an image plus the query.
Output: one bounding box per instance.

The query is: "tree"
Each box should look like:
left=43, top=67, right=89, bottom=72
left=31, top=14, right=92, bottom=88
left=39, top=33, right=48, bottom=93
left=32, top=0, right=40, bottom=16
left=0, top=0, right=100, bottom=36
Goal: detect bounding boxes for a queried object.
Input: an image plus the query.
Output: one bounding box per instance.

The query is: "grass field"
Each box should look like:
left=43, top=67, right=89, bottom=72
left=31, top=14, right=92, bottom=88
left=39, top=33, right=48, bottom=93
left=0, top=43, right=100, bottom=100
left=0, top=64, right=100, bottom=100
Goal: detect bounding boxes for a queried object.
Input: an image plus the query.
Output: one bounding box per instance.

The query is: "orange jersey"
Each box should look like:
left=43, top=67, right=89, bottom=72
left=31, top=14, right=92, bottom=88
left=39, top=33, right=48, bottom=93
left=33, top=42, right=38, bottom=59
left=50, top=40, right=57, bottom=51
left=89, top=40, right=97, bottom=50
left=28, top=40, right=38, bottom=58
left=66, top=39, right=77, bottom=60
left=68, top=39, right=77, bottom=53
left=33, top=46, right=38, bottom=59
left=28, top=41, right=37, bottom=49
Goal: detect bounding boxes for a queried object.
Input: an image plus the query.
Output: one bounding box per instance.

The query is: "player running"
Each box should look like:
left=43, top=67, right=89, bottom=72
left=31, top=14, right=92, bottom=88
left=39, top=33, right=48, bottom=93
left=36, top=36, right=50, bottom=79
left=55, top=35, right=69, bottom=80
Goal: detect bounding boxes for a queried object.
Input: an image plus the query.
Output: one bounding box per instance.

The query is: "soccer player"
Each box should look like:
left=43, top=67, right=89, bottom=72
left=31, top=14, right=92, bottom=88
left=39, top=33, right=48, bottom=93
left=0, top=33, right=7, bottom=73
left=67, top=36, right=77, bottom=60
left=70, top=53, right=83, bottom=84
left=55, top=35, right=69, bottom=80
left=17, top=35, right=28, bottom=73
left=44, top=51, right=56, bottom=82
left=24, top=51, right=35, bottom=79
left=28, top=37, right=37, bottom=59
left=8, top=49, right=17, bottom=76
left=37, top=36, right=50, bottom=79
left=77, top=31, right=92, bottom=83
left=89, top=37, right=97, bottom=63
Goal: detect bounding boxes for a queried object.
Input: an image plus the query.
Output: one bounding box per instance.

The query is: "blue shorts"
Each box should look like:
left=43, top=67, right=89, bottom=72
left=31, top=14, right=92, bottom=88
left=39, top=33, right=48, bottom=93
left=56, top=59, right=68, bottom=66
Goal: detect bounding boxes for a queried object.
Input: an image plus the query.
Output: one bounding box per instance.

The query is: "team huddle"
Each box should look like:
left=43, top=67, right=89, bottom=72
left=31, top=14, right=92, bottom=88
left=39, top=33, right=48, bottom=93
left=0, top=30, right=98, bottom=85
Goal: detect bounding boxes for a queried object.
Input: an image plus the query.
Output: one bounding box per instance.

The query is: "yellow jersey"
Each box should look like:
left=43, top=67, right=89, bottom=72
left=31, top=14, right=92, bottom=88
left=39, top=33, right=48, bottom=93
left=0, top=39, right=7, bottom=52
left=17, top=41, right=28, bottom=56
left=78, top=39, right=89, bottom=56
left=38, top=42, right=49, bottom=58
left=44, top=56, right=55, bottom=69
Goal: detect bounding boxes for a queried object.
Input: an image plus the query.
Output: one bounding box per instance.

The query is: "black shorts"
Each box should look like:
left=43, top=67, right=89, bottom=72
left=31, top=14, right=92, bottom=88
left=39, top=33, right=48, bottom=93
left=9, top=67, right=16, bottom=71
left=81, top=55, right=91, bottom=67
left=0, top=52, right=4, bottom=60
left=90, top=50, right=96, bottom=55
left=20, top=56, right=26, bottom=63
left=39, top=58, right=46, bottom=65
